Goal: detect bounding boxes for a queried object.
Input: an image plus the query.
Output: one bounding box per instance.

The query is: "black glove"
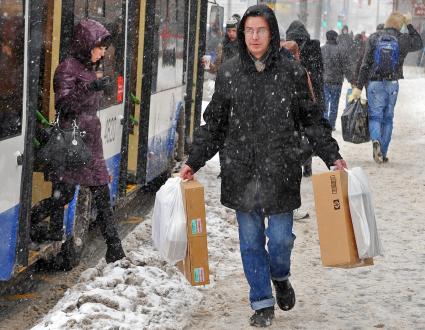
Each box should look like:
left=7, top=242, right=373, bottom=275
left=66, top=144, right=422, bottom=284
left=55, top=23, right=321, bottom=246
left=87, top=76, right=112, bottom=92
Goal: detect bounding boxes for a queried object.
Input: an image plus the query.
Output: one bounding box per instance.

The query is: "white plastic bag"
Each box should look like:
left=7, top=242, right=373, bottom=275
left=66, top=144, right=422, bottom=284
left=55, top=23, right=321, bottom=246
left=347, top=167, right=383, bottom=258
left=152, top=177, right=187, bottom=264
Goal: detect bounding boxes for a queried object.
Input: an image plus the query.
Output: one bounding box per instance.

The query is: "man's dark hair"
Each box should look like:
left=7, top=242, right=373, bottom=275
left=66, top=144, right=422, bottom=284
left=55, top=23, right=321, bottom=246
left=326, top=30, right=338, bottom=41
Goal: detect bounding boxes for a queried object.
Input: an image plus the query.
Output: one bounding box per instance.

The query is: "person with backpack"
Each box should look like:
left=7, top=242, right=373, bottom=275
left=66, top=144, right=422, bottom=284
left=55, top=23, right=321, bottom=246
left=350, top=12, right=422, bottom=163
left=321, top=30, right=353, bottom=130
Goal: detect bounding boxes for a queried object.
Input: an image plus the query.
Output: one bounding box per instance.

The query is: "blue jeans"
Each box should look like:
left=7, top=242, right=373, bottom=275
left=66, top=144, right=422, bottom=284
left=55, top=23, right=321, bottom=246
left=367, top=80, right=399, bottom=157
left=324, top=83, right=342, bottom=129
left=236, top=209, right=296, bottom=310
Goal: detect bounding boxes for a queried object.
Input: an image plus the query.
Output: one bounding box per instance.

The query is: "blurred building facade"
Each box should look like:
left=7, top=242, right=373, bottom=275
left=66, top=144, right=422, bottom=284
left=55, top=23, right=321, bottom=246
left=209, top=0, right=424, bottom=64
left=257, top=0, right=394, bottom=40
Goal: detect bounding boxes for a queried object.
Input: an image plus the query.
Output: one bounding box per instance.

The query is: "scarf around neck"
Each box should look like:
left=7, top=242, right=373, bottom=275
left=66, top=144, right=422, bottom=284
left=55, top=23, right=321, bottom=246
left=249, top=47, right=271, bottom=72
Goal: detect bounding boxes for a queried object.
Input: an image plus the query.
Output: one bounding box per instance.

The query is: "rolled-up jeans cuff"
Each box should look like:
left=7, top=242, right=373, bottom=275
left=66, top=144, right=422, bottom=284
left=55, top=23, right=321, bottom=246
left=251, top=297, right=275, bottom=311
left=271, top=274, right=290, bottom=281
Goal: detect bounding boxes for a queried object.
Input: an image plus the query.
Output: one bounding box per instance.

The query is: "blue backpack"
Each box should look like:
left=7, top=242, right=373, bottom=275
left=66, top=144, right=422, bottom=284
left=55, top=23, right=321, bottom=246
left=373, top=34, right=400, bottom=78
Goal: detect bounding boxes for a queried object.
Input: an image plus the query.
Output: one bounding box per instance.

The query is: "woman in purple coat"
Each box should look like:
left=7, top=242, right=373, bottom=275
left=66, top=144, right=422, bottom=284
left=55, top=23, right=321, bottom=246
left=31, top=19, right=125, bottom=263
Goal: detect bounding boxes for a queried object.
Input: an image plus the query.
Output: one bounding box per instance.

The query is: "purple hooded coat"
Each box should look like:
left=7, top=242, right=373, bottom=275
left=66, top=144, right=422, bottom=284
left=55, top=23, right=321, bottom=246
left=52, top=19, right=111, bottom=186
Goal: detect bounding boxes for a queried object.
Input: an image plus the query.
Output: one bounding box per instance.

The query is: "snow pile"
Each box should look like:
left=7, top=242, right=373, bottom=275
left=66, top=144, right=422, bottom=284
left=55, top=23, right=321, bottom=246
left=32, top=220, right=202, bottom=329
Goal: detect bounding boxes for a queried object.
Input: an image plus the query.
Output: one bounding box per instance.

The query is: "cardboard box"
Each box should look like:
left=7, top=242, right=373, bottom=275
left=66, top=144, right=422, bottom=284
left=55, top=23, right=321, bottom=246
left=181, top=180, right=207, bottom=238
left=177, top=236, right=210, bottom=285
left=176, top=179, right=210, bottom=286
left=312, top=171, right=373, bottom=268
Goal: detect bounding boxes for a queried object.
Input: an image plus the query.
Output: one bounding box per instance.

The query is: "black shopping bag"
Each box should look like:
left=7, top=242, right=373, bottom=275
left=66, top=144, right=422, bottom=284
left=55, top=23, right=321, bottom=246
left=341, top=100, right=370, bottom=144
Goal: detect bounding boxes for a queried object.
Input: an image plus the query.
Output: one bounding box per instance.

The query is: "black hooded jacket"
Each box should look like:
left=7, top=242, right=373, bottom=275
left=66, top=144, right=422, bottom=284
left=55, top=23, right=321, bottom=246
left=285, top=21, right=325, bottom=113
left=186, top=5, right=341, bottom=214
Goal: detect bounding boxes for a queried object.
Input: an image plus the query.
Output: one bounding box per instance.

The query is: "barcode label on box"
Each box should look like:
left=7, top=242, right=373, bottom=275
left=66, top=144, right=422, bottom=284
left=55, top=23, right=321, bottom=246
left=191, top=218, right=203, bottom=234
left=330, top=175, right=337, bottom=194
left=193, top=267, right=205, bottom=283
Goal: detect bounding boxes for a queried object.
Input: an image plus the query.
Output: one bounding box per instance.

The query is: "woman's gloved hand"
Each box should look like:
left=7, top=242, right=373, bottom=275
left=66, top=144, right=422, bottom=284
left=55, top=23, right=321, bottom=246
left=88, top=76, right=113, bottom=93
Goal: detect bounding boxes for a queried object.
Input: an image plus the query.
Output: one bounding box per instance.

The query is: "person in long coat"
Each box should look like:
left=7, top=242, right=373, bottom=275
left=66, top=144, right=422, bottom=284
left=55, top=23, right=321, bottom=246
left=180, top=5, right=347, bottom=327
left=337, top=25, right=355, bottom=61
left=31, top=19, right=125, bottom=263
left=285, top=20, right=325, bottom=177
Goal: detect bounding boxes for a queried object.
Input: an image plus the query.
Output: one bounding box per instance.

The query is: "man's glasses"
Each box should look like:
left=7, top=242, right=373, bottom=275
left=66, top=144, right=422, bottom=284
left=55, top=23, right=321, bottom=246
left=244, top=27, right=269, bottom=38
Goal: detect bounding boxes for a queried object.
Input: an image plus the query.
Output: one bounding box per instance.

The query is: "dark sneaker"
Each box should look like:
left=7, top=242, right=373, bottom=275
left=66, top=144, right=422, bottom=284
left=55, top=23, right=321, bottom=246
left=383, top=156, right=389, bottom=163
left=105, top=242, right=126, bottom=263
left=249, top=306, right=274, bottom=327
left=273, top=279, right=296, bottom=311
left=372, top=140, right=383, bottom=164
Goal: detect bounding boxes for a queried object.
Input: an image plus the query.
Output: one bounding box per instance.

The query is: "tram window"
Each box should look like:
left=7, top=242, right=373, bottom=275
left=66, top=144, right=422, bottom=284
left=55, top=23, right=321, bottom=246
left=0, top=2, right=24, bottom=140
left=151, top=0, right=185, bottom=94
left=74, top=0, right=125, bottom=109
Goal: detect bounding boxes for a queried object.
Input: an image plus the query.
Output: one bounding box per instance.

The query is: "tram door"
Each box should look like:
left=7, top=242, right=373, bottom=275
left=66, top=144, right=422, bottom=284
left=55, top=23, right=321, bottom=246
left=65, top=0, right=127, bottom=204
left=128, top=0, right=188, bottom=185
left=0, top=0, right=27, bottom=280
left=144, top=0, right=187, bottom=183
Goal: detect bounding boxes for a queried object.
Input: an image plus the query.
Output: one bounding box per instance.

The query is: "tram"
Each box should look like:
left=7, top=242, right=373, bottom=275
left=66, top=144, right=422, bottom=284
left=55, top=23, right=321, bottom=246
left=0, top=0, right=215, bottom=283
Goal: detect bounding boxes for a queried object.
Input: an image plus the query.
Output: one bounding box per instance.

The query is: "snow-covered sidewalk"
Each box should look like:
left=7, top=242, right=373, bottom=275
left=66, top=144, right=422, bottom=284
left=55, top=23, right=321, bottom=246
left=33, top=72, right=425, bottom=329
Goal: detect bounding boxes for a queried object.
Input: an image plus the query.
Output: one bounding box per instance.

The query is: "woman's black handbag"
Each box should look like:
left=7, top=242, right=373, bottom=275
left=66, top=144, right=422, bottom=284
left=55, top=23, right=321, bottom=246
left=36, top=116, right=91, bottom=169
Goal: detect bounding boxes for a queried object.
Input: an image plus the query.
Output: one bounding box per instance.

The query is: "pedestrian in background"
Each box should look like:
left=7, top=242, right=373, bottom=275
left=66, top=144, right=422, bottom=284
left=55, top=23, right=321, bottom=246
left=321, top=29, right=353, bottom=130
left=351, top=12, right=422, bottom=163
left=285, top=20, right=325, bottom=177
left=181, top=5, right=347, bottom=327
left=337, top=24, right=355, bottom=60
left=203, top=16, right=239, bottom=73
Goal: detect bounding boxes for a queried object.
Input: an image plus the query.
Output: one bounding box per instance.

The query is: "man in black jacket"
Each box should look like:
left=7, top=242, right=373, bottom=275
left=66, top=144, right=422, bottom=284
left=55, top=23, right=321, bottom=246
left=351, top=12, right=422, bottom=163
left=321, top=30, right=353, bottom=130
left=181, top=5, right=347, bottom=327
